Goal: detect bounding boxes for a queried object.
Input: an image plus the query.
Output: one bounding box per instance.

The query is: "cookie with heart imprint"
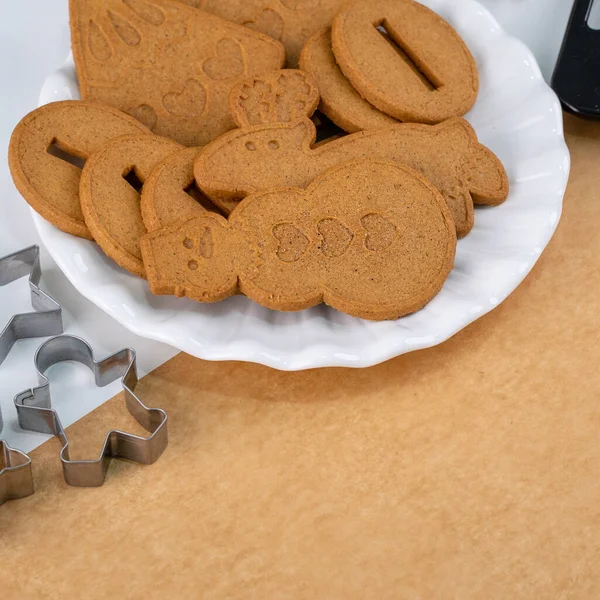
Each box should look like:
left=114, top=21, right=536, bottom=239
left=8, top=100, right=150, bottom=239
left=70, top=0, right=285, bottom=146
left=80, top=134, right=182, bottom=277
left=197, top=0, right=347, bottom=67
left=300, top=28, right=399, bottom=133
left=141, top=69, right=318, bottom=229
left=331, top=0, right=479, bottom=124
left=194, top=116, right=509, bottom=238
left=142, top=159, right=457, bottom=320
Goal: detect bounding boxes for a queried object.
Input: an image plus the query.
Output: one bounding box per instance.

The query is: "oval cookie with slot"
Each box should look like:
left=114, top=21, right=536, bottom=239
left=8, top=101, right=150, bottom=239
left=80, top=134, right=182, bottom=277
left=300, top=28, right=399, bottom=133
left=331, top=0, right=478, bottom=123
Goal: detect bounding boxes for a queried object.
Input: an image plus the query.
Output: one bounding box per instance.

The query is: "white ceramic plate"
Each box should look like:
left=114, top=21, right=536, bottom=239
left=33, top=0, right=570, bottom=370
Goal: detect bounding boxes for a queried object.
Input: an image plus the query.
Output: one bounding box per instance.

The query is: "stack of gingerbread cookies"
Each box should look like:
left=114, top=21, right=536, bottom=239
left=8, top=0, right=509, bottom=321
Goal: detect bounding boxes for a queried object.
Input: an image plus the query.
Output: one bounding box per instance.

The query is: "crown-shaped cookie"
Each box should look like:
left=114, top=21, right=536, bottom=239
left=229, top=69, right=319, bottom=128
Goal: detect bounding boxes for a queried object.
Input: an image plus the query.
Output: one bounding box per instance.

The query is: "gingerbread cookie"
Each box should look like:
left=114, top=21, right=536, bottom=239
left=141, top=146, right=239, bottom=232
left=198, top=0, right=347, bottom=67
left=229, top=69, right=319, bottom=127
left=141, top=70, right=317, bottom=228
left=8, top=100, right=150, bottom=239
left=331, top=0, right=479, bottom=124
left=142, top=159, right=457, bottom=320
left=194, top=117, right=509, bottom=238
left=300, top=28, right=399, bottom=133
left=311, top=111, right=346, bottom=145
left=80, top=134, right=182, bottom=277
left=69, top=0, right=285, bottom=146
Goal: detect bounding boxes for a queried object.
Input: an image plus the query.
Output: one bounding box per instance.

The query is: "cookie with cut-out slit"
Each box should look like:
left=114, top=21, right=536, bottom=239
left=198, top=0, right=347, bottom=67
left=300, top=28, right=399, bottom=133
left=8, top=100, right=150, bottom=239
left=70, top=0, right=285, bottom=146
left=142, top=70, right=318, bottom=228
left=142, top=159, right=457, bottom=320
left=141, top=146, right=237, bottom=232
left=194, top=116, right=509, bottom=238
left=331, top=0, right=479, bottom=124
left=80, top=134, right=182, bottom=277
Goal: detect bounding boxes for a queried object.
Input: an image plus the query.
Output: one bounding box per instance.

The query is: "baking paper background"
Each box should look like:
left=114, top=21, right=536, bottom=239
left=2, top=114, right=599, bottom=599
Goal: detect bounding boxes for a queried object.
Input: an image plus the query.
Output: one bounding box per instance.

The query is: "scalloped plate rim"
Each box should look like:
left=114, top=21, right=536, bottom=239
left=31, top=0, right=570, bottom=371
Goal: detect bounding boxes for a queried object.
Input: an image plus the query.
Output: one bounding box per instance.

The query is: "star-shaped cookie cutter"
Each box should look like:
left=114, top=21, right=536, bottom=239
left=14, top=335, right=168, bottom=487
left=0, top=244, right=63, bottom=505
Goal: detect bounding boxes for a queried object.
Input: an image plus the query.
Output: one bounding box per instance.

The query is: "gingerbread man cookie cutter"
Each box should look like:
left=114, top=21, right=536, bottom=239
left=14, top=335, right=168, bottom=488
left=0, top=244, right=63, bottom=505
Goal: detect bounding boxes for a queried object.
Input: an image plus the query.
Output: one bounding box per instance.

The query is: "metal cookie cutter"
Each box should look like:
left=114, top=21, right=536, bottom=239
left=0, top=245, right=63, bottom=364
left=14, top=335, right=168, bottom=487
left=0, top=411, right=34, bottom=506
left=0, top=244, right=63, bottom=505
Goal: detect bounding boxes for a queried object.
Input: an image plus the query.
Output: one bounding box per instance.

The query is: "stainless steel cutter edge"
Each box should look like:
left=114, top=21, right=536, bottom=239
left=0, top=439, right=34, bottom=505
left=0, top=244, right=64, bottom=505
left=14, top=335, right=168, bottom=488
left=0, top=245, right=63, bottom=365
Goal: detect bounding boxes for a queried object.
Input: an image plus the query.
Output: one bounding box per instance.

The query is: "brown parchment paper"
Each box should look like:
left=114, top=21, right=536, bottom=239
left=1, top=114, right=600, bottom=599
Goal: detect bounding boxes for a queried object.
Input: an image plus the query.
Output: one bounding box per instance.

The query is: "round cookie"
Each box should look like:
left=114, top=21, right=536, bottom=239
left=331, top=0, right=479, bottom=124
left=80, top=134, right=182, bottom=277
left=300, top=28, right=399, bottom=133
left=8, top=101, right=150, bottom=239
left=141, top=146, right=238, bottom=233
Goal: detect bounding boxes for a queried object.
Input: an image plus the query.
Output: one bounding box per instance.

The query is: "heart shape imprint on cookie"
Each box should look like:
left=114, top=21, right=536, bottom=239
left=317, top=218, right=353, bottom=257
left=361, top=213, right=398, bottom=252
left=202, top=38, right=246, bottom=80
left=243, top=8, right=284, bottom=41
left=273, top=222, right=309, bottom=263
left=162, top=79, right=207, bottom=117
